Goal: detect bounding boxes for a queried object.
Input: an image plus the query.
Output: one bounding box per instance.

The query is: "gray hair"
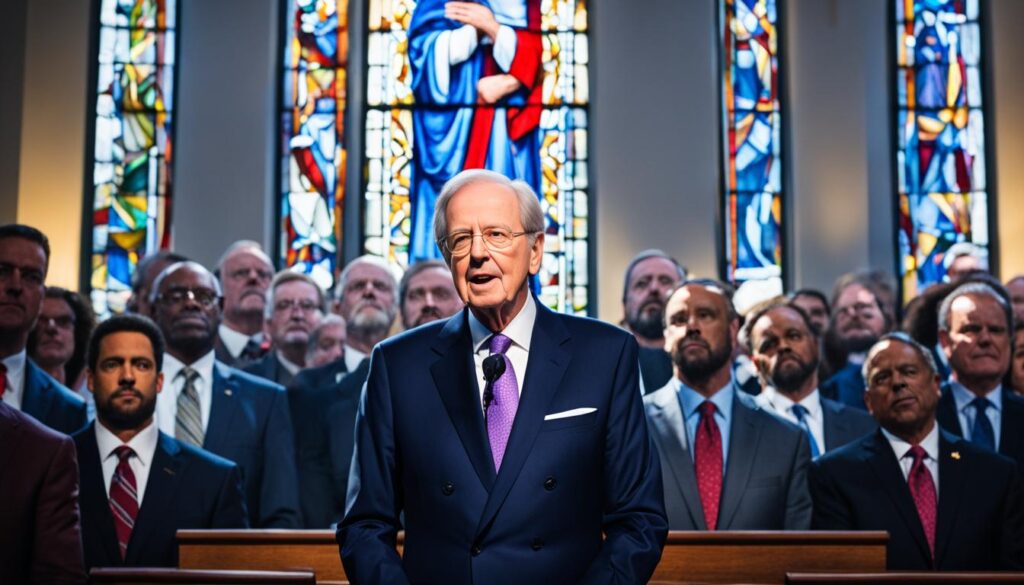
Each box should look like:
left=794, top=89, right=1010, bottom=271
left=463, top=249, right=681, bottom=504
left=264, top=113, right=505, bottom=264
left=306, top=313, right=346, bottom=361
left=862, top=331, right=939, bottom=385
left=215, top=240, right=272, bottom=281
left=431, top=169, right=545, bottom=262
left=622, top=249, right=688, bottom=303
left=264, top=270, right=326, bottom=318
left=148, top=261, right=222, bottom=304
left=937, top=281, right=1012, bottom=333
left=334, top=255, right=400, bottom=300
left=944, top=242, right=988, bottom=272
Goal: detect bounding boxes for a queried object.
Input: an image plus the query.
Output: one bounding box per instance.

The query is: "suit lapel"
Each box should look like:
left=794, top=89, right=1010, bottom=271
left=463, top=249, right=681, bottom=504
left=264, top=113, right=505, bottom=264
left=77, top=424, right=123, bottom=566
left=21, top=361, right=54, bottom=423
left=933, top=432, right=965, bottom=566
left=126, top=433, right=183, bottom=564
left=717, top=391, right=761, bottom=530
left=936, top=386, right=963, bottom=437
left=645, top=385, right=706, bottom=530
left=205, top=363, right=240, bottom=452
left=822, top=400, right=849, bottom=451
left=865, top=430, right=932, bottom=565
left=430, top=311, right=496, bottom=491
left=474, top=304, right=571, bottom=539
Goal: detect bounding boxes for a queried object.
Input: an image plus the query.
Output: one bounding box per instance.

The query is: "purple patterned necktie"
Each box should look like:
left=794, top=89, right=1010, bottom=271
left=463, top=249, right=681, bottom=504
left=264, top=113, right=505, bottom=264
left=486, top=333, right=518, bottom=471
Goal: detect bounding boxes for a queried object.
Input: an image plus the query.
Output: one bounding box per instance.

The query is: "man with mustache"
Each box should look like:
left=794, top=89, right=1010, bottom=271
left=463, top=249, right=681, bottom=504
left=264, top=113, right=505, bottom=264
left=74, top=314, right=247, bottom=569
left=149, top=261, right=301, bottom=528
left=622, top=250, right=687, bottom=392
left=643, top=279, right=811, bottom=530
left=935, top=282, right=1024, bottom=469
left=399, top=259, right=463, bottom=330
left=746, top=302, right=875, bottom=457
left=810, top=333, right=1024, bottom=570
left=245, top=271, right=325, bottom=386
left=214, top=241, right=273, bottom=368
left=821, top=279, right=892, bottom=410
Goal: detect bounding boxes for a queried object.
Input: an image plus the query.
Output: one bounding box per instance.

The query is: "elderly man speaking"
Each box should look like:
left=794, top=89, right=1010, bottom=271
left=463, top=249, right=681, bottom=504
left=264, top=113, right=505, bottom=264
left=338, top=170, right=667, bottom=584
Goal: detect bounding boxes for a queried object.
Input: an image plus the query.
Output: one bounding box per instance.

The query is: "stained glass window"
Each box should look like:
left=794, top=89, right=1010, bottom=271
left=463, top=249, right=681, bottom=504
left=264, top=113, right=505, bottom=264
left=280, top=0, right=349, bottom=291
left=719, top=0, right=784, bottom=287
left=364, top=0, right=590, bottom=314
left=88, top=0, right=177, bottom=317
left=895, top=0, right=989, bottom=302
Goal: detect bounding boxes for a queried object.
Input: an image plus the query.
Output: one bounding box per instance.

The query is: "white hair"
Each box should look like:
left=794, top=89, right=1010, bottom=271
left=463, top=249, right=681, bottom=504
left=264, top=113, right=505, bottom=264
left=335, top=255, right=400, bottom=300
left=215, top=240, right=273, bottom=282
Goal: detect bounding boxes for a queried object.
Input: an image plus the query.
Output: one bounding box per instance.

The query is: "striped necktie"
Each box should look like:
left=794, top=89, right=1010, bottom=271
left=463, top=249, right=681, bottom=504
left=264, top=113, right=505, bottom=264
left=108, top=446, right=138, bottom=559
left=175, top=367, right=204, bottom=447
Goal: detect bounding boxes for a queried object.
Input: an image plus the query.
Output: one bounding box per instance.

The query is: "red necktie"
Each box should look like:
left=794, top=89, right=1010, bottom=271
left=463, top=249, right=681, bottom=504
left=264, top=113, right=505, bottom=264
left=0, top=363, right=7, bottom=399
left=109, top=446, right=139, bottom=559
left=694, top=401, right=723, bottom=530
left=907, top=445, right=937, bottom=560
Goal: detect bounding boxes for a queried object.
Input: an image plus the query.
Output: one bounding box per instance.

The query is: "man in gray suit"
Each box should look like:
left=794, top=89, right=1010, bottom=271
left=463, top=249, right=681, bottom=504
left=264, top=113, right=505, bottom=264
left=644, top=280, right=812, bottom=530
left=746, top=302, right=877, bottom=456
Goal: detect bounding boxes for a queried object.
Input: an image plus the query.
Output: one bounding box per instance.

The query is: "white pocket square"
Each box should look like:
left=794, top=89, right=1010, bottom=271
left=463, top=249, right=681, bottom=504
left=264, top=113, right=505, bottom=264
left=544, top=407, right=597, bottom=421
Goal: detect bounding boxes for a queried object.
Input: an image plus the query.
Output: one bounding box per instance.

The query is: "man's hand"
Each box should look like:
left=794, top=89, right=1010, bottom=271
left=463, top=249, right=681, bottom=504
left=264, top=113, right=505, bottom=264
left=477, top=74, right=522, bottom=104
left=445, top=2, right=500, bottom=42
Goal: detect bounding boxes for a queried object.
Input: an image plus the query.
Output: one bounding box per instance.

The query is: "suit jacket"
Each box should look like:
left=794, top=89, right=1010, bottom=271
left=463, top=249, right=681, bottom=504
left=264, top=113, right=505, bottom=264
left=22, top=358, right=88, bottom=434
left=810, top=429, right=1024, bottom=570
left=244, top=351, right=295, bottom=387
left=74, top=424, right=248, bottom=569
left=338, top=303, right=668, bottom=585
left=0, top=402, right=86, bottom=584
left=214, top=330, right=267, bottom=369
left=204, top=362, right=302, bottom=528
left=644, top=383, right=813, bottom=530
left=287, top=357, right=362, bottom=528
left=819, top=362, right=868, bottom=411
left=936, top=383, right=1024, bottom=469
left=639, top=347, right=672, bottom=394
left=821, top=396, right=878, bottom=451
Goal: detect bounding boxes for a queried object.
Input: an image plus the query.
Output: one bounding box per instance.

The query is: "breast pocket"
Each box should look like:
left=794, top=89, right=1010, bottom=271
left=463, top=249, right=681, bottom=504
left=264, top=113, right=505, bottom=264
left=540, top=411, right=598, bottom=432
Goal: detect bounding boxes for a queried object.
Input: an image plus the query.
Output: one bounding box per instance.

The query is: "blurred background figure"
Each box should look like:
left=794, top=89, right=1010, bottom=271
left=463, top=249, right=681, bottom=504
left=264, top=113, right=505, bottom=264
left=28, top=287, right=96, bottom=416
left=398, top=260, right=463, bottom=330
left=126, top=251, right=188, bottom=316
left=214, top=241, right=274, bottom=368
left=820, top=277, right=892, bottom=409
left=621, top=250, right=687, bottom=392
left=306, top=314, right=346, bottom=368
left=788, top=288, right=830, bottom=336
left=944, top=242, right=989, bottom=283
left=245, top=271, right=325, bottom=386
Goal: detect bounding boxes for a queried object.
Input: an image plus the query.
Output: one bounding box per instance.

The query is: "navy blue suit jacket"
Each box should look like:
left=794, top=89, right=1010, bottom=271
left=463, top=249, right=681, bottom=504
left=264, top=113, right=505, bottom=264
left=820, top=362, right=868, bottom=411
left=810, top=428, right=1024, bottom=570
left=936, top=383, right=1024, bottom=470
left=74, top=424, right=248, bottom=569
left=821, top=396, right=877, bottom=451
left=204, top=362, right=302, bottom=528
left=244, top=351, right=294, bottom=387
left=338, top=304, right=668, bottom=585
left=22, top=359, right=87, bottom=435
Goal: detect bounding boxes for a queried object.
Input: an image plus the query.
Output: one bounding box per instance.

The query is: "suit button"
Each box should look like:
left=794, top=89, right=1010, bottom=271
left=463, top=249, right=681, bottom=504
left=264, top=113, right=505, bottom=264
left=531, top=538, right=544, bottom=551
left=471, top=545, right=482, bottom=556
left=442, top=481, right=455, bottom=496
left=543, top=476, right=556, bottom=491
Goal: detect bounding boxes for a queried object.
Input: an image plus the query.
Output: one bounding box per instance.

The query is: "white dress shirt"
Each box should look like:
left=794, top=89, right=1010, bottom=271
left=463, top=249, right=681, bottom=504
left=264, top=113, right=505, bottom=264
left=882, top=423, right=940, bottom=497
left=756, top=387, right=826, bottom=456
left=949, top=381, right=1002, bottom=448
left=343, top=344, right=367, bottom=374
left=218, top=324, right=261, bottom=359
left=95, top=419, right=160, bottom=506
left=468, top=294, right=537, bottom=412
left=1, top=350, right=27, bottom=410
left=156, top=351, right=215, bottom=436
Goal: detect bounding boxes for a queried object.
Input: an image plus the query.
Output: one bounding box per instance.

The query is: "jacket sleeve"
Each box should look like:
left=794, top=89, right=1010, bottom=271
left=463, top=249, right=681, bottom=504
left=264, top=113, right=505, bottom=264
left=258, top=385, right=303, bottom=528
left=33, top=435, right=87, bottom=584
left=784, top=431, right=813, bottom=530
left=808, top=459, right=856, bottom=530
left=212, top=463, right=250, bottom=529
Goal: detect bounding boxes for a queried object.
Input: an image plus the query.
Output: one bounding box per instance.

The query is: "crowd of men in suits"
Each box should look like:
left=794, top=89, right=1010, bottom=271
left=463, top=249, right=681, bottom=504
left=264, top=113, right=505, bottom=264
left=2, top=174, right=1024, bottom=581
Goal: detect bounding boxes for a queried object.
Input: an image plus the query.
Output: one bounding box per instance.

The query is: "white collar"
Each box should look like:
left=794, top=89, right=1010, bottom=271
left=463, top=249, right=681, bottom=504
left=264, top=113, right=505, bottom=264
left=468, top=293, right=537, bottom=353
left=343, top=344, right=367, bottom=373
left=950, top=380, right=1003, bottom=412
left=218, top=324, right=259, bottom=357
left=760, top=386, right=822, bottom=419
left=277, top=352, right=302, bottom=375
left=1, top=349, right=27, bottom=387
left=163, top=350, right=216, bottom=386
left=94, top=418, right=160, bottom=469
left=881, top=422, right=940, bottom=463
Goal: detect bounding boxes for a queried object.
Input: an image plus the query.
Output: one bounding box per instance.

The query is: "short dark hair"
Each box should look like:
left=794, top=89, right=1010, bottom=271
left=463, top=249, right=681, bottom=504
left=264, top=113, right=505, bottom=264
left=398, top=259, right=449, bottom=313
left=742, top=301, right=818, bottom=355
left=863, top=331, right=939, bottom=383
left=28, top=287, right=96, bottom=384
left=788, top=288, right=830, bottom=315
left=0, top=224, right=50, bottom=272
left=87, top=314, right=166, bottom=373
left=622, top=249, right=688, bottom=303
left=131, top=250, right=189, bottom=293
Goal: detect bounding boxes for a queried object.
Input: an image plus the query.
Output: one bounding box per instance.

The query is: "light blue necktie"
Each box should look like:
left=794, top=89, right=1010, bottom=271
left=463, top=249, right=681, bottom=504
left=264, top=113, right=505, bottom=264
left=791, top=404, right=820, bottom=458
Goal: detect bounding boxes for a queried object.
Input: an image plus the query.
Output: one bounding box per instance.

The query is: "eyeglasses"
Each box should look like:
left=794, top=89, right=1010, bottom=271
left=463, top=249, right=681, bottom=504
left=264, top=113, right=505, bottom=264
left=157, top=288, right=220, bottom=307
left=439, top=226, right=535, bottom=257
left=274, top=298, right=321, bottom=314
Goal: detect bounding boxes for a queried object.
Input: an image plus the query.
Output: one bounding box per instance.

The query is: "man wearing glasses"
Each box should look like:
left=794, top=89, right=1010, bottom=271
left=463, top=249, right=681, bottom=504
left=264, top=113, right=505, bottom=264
left=821, top=279, right=892, bottom=410
left=245, top=271, right=325, bottom=386
left=339, top=170, right=667, bottom=585
left=149, top=261, right=301, bottom=528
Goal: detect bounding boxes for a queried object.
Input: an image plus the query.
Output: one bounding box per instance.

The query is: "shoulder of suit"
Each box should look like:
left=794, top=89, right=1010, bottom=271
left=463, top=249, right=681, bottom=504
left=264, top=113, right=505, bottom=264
left=940, top=429, right=1018, bottom=473
left=378, top=318, right=450, bottom=353
left=1, top=401, right=73, bottom=446
left=173, top=436, right=241, bottom=473
left=642, top=381, right=677, bottom=408
left=739, top=392, right=804, bottom=436
left=814, top=432, right=876, bottom=468
left=27, top=360, right=86, bottom=407
left=216, top=361, right=286, bottom=393
left=1004, top=391, right=1024, bottom=412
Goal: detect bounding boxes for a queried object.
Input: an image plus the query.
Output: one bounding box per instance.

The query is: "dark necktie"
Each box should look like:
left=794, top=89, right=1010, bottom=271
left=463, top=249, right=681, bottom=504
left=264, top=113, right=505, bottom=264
left=242, top=337, right=264, bottom=361
left=486, top=334, right=518, bottom=471
left=791, top=404, right=820, bottom=458
left=907, top=445, right=937, bottom=560
left=109, top=446, right=139, bottom=559
left=694, top=401, right=723, bottom=530
left=969, top=397, right=996, bottom=451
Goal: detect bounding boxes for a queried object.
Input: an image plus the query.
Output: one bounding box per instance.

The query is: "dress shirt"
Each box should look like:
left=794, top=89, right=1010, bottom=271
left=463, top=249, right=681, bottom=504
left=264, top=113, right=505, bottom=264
left=881, top=423, right=940, bottom=497
left=343, top=345, right=367, bottom=375
left=756, top=387, right=825, bottom=456
left=277, top=352, right=301, bottom=376
left=847, top=351, right=867, bottom=366
left=156, top=351, right=215, bottom=436
left=468, top=294, right=537, bottom=412
left=674, top=377, right=735, bottom=471
left=0, top=350, right=27, bottom=410
left=949, top=381, right=1002, bottom=448
left=95, top=419, right=159, bottom=506
left=218, top=324, right=261, bottom=359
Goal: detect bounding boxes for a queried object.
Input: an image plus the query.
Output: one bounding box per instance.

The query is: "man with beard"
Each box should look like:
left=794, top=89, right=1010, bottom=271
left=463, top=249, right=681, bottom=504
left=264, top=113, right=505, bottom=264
left=399, top=259, right=463, bottom=330
left=643, top=280, right=812, bottom=530
left=149, top=262, right=300, bottom=528
left=821, top=280, right=891, bottom=410
left=747, top=302, right=876, bottom=457
left=74, top=315, right=247, bottom=569
left=621, top=250, right=687, bottom=392
left=245, top=271, right=325, bottom=386
left=214, top=241, right=273, bottom=368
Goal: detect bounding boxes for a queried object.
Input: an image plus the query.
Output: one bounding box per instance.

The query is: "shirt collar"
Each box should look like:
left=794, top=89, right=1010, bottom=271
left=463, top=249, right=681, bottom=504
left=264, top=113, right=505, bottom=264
left=218, top=324, right=259, bottom=357
left=343, top=344, right=367, bottom=373
left=95, top=418, right=160, bottom=469
left=277, top=352, right=302, bottom=375
left=881, top=421, right=940, bottom=463
left=950, top=380, right=1003, bottom=413
left=163, top=350, right=216, bottom=389
left=761, top=386, right=822, bottom=420
left=1, top=350, right=27, bottom=388
left=469, top=294, right=537, bottom=354
left=674, top=376, right=735, bottom=421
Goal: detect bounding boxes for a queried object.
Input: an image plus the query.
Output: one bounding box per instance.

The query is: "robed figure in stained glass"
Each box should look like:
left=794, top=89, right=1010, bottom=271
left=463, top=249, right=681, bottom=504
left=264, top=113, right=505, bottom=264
left=407, top=0, right=543, bottom=260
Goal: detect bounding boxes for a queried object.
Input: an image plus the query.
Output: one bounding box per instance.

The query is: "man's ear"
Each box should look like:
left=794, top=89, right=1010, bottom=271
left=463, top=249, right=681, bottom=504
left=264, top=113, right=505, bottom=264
left=528, top=233, right=545, bottom=276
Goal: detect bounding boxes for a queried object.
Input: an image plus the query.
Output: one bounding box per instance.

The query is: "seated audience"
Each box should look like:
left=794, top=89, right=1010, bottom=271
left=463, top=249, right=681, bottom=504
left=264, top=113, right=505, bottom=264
left=29, top=287, right=96, bottom=405
left=810, top=332, right=1024, bottom=570
left=126, top=251, right=188, bottom=316
left=788, top=288, right=830, bottom=336
left=214, top=241, right=273, bottom=368
left=0, top=224, right=87, bottom=434
left=944, top=242, right=989, bottom=282
left=398, top=259, right=463, bottom=330
left=621, top=250, right=687, bottom=392
left=643, top=280, right=812, bottom=530
left=76, top=315, right=247, bottom=569
left=306, top=314, right=346, bottom=368
left=149, top=261, right=301, bottom=528
left=245, top=271, right=325, bottom=386
left=746, top=302, right=876, bottom=457
left=821, top=278, right=892, bottom=409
